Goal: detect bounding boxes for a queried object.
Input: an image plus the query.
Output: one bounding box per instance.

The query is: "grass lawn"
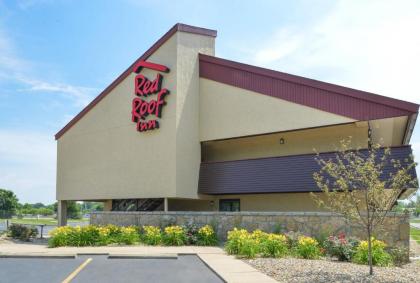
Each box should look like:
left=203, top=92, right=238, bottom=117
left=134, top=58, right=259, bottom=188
left=411, top=227, right=420, bottom=244
left=411, top=219, right=420, bottom=223
left=1, top=218, right=89, bottom=226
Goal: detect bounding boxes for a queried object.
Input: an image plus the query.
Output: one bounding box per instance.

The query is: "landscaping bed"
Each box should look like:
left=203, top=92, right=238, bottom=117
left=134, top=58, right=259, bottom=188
left=246, top=257, right=420, bottom=283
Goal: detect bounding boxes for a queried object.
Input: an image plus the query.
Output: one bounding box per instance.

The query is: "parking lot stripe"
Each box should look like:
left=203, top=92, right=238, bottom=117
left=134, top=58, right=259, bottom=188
left=62, top=257, right=92, bottom=283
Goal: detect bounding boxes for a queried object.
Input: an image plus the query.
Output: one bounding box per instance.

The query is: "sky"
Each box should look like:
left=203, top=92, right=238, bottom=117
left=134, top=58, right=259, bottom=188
left=0, top=0, right=419, bottom=204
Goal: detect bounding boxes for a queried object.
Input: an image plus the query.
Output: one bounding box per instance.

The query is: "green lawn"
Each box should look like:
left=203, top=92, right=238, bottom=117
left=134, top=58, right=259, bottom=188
left=411, top=219, right=420, bottom=223
left=1, top=218, right=89, bottom=226
left=411, top=227, right=420, bottom=244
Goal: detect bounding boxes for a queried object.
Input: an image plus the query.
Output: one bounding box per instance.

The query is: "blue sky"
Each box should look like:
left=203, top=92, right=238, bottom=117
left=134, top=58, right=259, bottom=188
left=0, top=0, right=419, bottom=204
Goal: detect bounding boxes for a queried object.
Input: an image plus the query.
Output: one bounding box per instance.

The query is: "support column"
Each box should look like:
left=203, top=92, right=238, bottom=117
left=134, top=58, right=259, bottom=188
left=58, top=200, right=67, bottom=226
left=164, top=198, right=168, bottom=212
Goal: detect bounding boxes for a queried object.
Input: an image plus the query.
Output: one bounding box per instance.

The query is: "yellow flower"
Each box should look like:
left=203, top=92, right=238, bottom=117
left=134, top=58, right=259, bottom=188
left=298, top=236, right=318, bottom=246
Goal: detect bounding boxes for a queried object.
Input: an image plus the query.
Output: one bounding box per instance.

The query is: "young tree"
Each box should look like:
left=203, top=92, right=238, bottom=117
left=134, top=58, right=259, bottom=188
left=312, top=139, right=417, bottom=275
left=0, top=188, right=19, bottom=218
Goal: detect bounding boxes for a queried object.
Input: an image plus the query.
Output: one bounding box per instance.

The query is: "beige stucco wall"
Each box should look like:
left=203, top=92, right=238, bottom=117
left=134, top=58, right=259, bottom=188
left=199, top=79, right=356, bottom=141
left=203, top=123, right=369, bottom=162
left=175, top=33, right=215, bottom=199
left=163, top=194, right=327, bottom=212
left=215, top=193, right=326, bottom=211
left=370, top=116, right=408, bottom=146
left=57, top=31, right=215, bottom=201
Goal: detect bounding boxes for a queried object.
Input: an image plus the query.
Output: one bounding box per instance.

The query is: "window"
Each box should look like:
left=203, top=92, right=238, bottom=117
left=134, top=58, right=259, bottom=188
left=219, top=199, right=240, bottom=212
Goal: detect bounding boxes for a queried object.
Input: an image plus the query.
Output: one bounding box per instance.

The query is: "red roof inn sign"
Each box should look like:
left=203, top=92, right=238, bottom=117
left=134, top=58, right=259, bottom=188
left=131, top=61, right=170, bottom=132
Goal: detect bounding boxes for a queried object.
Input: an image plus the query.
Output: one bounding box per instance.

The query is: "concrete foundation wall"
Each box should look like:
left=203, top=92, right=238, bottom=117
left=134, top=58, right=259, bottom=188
left=90, top=211, right=409, bottom=248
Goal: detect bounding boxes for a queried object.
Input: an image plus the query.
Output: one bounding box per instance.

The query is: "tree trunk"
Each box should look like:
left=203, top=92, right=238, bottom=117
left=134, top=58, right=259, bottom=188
left=367, top=227, right=373, bottom=275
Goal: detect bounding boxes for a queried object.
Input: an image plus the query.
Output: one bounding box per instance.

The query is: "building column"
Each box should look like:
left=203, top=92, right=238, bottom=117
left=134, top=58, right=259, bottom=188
left=58, top=200, right=67, bottom=226
left=164, top=198, right=168, bottom=212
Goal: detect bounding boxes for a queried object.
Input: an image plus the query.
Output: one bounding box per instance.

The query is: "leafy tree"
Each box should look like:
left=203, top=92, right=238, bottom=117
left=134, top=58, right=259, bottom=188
left=312, top=139, right=417, bottom=275
left=32, top=202, right=45, bottom=209
left=0, top=189, right=19, bottom=218
left=53, top=201, right=82, bottom=219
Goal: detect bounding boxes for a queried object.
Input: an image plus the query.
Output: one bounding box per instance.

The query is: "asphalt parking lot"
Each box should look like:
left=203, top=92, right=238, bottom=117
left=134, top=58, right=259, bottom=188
left=0, top=254, right=224, bottom=283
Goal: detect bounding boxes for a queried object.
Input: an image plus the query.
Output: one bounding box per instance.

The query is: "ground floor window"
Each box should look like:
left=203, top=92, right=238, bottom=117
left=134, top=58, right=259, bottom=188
left=219, top=199, right=240, bottom=212
left=112, top=198, right=164, bottom=211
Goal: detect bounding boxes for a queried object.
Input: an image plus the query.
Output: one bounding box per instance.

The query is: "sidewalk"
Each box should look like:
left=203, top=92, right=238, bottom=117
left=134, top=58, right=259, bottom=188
left=0, top=240, right=276, bottom=283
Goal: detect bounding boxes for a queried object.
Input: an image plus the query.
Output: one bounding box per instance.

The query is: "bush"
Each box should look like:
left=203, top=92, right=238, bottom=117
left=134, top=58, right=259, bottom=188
left=118, top=226, right=140, bottom=244
left=163, top=225, right=187, bottom=246
left=386, top=246, right=409, bottom=267
left=48, top=225, right=140, bottom=247
left=225, top=229, right=266, bottom=258
left=295, top=236, right=321, bottom=259
left=197, top=225, right=218, bottom=246
left=352, top=238, right=392, bottom=267
left=260, top=233, right=289, bottom=258
left=323, top=233, right=359, bottom=261
left=183, top=224, right=199, bottom=245
left=284, top=231, right=302, bottom=249
left=8, top=224, right=38, bottom=241
left=142, top=226, right=162, bottom=245
left=225, top=228, right=249, bottom=255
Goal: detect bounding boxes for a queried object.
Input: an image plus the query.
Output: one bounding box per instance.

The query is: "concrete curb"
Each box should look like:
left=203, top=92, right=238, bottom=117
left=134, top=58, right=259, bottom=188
left=108, top=254, right=178, bottom=259
left=0, top=254, right=76, bottom=259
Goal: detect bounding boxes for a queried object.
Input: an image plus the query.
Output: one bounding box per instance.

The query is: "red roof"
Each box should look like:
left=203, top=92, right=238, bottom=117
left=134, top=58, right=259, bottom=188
left=55, top=23, right=418, bottom=140
left=199, top=54, right=419, bottom=121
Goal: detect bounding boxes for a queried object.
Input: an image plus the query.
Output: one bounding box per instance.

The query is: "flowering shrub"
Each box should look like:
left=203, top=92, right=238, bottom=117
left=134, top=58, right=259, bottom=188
left=48, top=225, right=140, bottom=247
left=142, top=226, right=162, bottom=245
left=295, top=236, right=321, bottom=259
left=183, top=224, right=199, bottom=245
left=119, top=226, right=140, bottom=244
left=352, top=238, right=392, bottom=266
left=163, top=225, right=187, bottom=246
left=225, top=228, right=249, bottom=255
left=323, top=233, right=359, bottom=261
left=260, top=233, right=289, bottom=258
left=226, top=228, right=288, bottom=259
left=197, top=225, right=218, bottom=246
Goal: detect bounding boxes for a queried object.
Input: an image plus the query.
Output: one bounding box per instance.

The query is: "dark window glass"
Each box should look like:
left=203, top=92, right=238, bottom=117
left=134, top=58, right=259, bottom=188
left=112, top=199, right=164, bottom=211
left=219, top=199, right=240, bottom=212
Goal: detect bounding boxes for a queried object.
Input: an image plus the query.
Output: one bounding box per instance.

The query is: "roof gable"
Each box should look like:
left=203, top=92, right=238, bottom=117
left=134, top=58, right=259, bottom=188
left=55, top=23, right=217, bottom=140
left=199, top=54, right=418, bottom=121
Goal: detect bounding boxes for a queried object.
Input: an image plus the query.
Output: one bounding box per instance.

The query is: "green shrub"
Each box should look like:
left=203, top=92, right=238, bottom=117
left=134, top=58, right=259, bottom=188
left=163, top=225, right=186, bottom=246
left=225, top=229, right=264, bottom=258
left=323, top=233, right=359, bottom=261
left=48, top=225, right=140, bottom=247
left=386, top=246, right=409, bottom=266
left=225, top=228, right=249, bottom=255
left=352, top=238, right=392, bottom=267
left=118, top=226, right=140, bottom=244
left=294, top=236, right=321, bottom=259
left=197, top=225, right=218, bottom=246
left=284, top=231, right=302, bottom=249
left=142, top=226, right=162, bottom=245
left=238, top=236, right=260, bottom=258
left=260, top=233, right=289, bottom=258
left=183, top=224, right=199, bottom=245
left=8, top=223, right=38, bottom=241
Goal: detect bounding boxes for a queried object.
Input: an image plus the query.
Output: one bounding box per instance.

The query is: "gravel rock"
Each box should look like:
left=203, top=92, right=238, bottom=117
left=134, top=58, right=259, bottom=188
left=245, top=258, right=420, bottom=283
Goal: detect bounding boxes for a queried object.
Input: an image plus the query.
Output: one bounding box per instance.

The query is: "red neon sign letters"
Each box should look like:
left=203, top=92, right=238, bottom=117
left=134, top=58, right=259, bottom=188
left=131, top=60, right=170, bottom=132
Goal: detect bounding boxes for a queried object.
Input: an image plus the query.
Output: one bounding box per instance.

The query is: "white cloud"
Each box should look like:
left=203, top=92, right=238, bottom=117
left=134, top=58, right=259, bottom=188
left=0, top=26, right=97, bottom=107
left=0, top=130, right=56, bottom=204
left=18, top=78, right=99, bottom=107
left=249, top=0, right=420, bottom=104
